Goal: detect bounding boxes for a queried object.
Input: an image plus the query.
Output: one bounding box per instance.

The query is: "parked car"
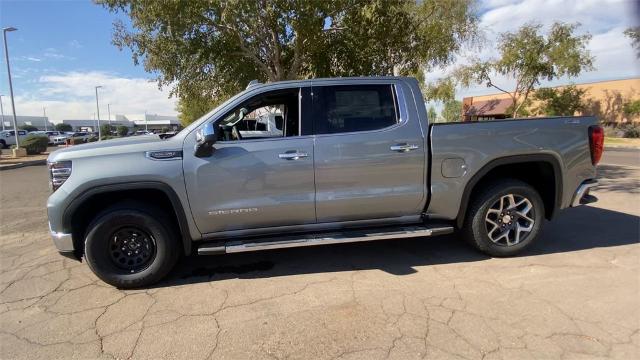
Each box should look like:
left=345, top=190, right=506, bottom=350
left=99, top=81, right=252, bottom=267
left=0, top=130, right=29, bottom=148
left=46, top=77, right=603, bottom=288
left=31, top=131, right=64, bottom=145
left=52, top=133, right=70, bottom=145
left=134, top=130, right=153, bottom=136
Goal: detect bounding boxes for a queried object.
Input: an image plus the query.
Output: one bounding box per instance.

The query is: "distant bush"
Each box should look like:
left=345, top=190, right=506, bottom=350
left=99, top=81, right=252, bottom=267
left=603, top=126, right=622, bottom=138
left=55, top=123, right=73, bottom=132
left=621, top=124, right=640, bottom=138
left=116, top=126, right=129, bottom=137
left=87, top=136, right=98, bottom=143
left=21, top=135, right=49, bottom=155
left=68, top=137, right=86, bottom=145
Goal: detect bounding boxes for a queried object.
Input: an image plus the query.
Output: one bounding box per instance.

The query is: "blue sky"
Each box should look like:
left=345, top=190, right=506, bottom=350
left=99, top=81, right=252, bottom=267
left=1, top=0, right=639, bottom=123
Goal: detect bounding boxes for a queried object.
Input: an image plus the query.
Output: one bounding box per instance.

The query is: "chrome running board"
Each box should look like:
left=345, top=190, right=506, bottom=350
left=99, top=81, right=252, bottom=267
left=197, top=224, right=454, bottom=255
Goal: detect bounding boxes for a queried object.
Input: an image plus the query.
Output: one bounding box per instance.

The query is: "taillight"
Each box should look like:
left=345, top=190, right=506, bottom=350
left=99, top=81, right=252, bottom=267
left=588, top=125, right=604, bottom=166
left=48, top=161, right=72, bottom=192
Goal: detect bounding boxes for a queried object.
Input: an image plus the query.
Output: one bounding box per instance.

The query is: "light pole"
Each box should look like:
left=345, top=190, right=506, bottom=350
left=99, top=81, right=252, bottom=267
left=43, top=107, right=48, bottom=131
left=0, top=94, right=5, bottom=131
left=3, top=27, right=20, bottom=149
left=95, top=85, right=102, bottom=140
left=107, top=103, right=111, bottom=130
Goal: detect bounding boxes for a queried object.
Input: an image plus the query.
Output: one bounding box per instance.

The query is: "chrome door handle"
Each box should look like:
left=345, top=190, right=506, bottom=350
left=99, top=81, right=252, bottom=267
left=390, top=144, right=419, bottom=152
left=279, top=151, right=309, bottom=160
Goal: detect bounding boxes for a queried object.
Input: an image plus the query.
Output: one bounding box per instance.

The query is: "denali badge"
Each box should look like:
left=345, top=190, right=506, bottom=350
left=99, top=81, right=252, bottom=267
left=208, top=208, right=259, bottom=216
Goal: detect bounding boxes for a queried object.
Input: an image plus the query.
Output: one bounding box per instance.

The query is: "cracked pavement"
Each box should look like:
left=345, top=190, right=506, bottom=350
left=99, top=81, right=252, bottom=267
left=1, top=163, right=638, bottom=359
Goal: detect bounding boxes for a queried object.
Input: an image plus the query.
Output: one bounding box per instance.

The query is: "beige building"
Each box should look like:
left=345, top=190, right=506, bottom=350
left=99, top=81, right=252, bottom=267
left=461, top=78, right=640, bottom=124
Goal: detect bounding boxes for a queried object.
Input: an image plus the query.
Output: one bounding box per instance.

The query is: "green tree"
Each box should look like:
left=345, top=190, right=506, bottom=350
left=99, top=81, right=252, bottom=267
left=19, top=125, right=38, bottom=132
left=422, top=77, right=456, bottom=102
left=55, top=123, right=73, bottom=132
left=623, top=99, right=640, bottom=117
left=99, top=0, right=478, bottom=124
left=116, top=125, right=129, bottom=137
left=624, top=27, right=640, bottom=58
left=100, top=124, right=115, bottom=136
left=532, top=84, right=586, bottom=116
left=427, top=105, right=438, bottom=122
left=441, top=99, right=462, bottom=122
left=455, top=22, right=593, bottom=118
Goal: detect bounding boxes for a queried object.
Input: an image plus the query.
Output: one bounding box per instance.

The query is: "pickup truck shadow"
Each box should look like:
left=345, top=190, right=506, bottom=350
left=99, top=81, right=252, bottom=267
left=160, top=205, right=639, bottom=288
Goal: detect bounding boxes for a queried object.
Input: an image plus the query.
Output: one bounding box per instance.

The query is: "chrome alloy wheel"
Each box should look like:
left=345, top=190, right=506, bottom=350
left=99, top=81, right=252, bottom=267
left=484, top=194, right=535, bottom=246
left=109, top=227, right=156, bottom=273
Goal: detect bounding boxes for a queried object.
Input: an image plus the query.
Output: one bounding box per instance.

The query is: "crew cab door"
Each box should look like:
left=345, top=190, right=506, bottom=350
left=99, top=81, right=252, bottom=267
left=312, top=82, right=426, bottom=222
left=182, top=87, right=316, bottom=235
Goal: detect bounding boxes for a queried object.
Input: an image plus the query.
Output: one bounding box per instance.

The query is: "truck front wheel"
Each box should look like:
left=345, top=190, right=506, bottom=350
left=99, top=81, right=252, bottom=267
left=84, top=204, right=180, bottom=288
left=463, top=179, right=544, bottom=257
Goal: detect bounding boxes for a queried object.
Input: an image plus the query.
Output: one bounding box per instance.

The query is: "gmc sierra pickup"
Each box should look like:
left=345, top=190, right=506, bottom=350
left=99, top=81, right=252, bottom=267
left=47, top=77, right=603, bottom=288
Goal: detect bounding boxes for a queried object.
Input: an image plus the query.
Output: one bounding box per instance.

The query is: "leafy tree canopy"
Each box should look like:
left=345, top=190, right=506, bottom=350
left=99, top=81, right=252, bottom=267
left=623, top=99, right=640, bottom=116
left=532, top=84, right=586, bottom=116
left=455, top=22, right=593, bottom=117
left=55, top=123, right=73, bottom=132
left=441, top=99, right=462, bottom=122
left=427, top=105, right=438, bottom=122
left=116, top=125, right=129, bottom=137
left=99, top=0, right=478, bottom=124
left=624, top=27, right=640, bottom=58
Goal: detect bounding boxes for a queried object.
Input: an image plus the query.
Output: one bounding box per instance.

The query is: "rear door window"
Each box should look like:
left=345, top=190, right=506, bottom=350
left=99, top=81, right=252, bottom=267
left=313, top=84, right=398, bottom=135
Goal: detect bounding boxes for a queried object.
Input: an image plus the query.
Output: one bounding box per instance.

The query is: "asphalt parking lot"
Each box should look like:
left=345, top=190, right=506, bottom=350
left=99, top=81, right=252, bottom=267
left=0, top=153, right=638, bottom=359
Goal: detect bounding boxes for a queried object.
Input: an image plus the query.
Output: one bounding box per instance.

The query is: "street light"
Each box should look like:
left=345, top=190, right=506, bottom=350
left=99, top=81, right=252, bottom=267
left=43, top=107, right=48, bottom=131
left=3, top=26, right=20, bottom=149
left=95, top=85, right=102, bottom=140
left=0, top=94, right=5, bottom=131
left=107, top=103, right=111, bottom=130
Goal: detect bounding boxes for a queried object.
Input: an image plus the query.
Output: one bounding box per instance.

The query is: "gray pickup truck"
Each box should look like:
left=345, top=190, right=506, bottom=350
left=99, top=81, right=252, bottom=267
left=47, top=77, right=603, bottom=288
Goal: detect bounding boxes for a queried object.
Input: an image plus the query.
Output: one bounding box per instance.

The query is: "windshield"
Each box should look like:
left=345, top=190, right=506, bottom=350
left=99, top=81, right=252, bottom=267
left=178, top=88, right=253, bottom=136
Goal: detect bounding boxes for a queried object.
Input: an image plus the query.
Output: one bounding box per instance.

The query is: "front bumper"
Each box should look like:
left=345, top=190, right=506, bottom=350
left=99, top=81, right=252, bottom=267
left=571, top=179, right=598, bottom=207
left=49, top=221, right=74, bottom=251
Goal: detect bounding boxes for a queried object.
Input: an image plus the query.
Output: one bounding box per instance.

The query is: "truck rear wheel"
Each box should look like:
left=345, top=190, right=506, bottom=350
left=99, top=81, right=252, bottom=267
left=84, top=203, right=180, bottom=288
left=463, top=179, right=544, bottom=257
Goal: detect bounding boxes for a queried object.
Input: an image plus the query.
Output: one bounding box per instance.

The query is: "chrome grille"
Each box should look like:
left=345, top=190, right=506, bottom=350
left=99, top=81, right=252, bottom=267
left=48, top=161, right=72, bottom=192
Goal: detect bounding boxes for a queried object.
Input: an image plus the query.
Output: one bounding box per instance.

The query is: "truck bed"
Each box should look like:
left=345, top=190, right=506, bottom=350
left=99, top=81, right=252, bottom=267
left=427, top=116, right=598, bottom=221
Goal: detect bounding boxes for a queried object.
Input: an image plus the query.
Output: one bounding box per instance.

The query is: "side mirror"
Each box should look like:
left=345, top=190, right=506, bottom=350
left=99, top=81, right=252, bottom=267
left=194, top=122, right=216, bottom=158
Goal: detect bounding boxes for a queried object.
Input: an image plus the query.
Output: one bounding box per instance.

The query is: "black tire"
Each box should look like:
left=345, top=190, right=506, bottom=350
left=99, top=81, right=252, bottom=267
left=0, top=140, right=6, bottom=149
left=463, top=179, right=544, bottom=257
left=84, top=203, right=180, bottom=288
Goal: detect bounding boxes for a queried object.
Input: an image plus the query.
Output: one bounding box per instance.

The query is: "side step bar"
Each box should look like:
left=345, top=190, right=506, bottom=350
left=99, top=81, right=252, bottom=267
left=197, top=224, right=454, bottom=255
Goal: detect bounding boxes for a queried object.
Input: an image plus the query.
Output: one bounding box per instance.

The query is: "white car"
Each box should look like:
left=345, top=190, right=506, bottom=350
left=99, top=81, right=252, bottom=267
left=30, top=130, right=63, bottom=145
left=0, top=130, right=29, bottom=148
left=52, top=133, right=70, bottom=145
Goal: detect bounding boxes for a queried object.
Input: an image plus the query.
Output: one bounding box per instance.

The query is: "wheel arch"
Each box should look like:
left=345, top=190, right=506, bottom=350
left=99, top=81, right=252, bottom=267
left=456, top=154, right=563, bottom=228
left=63, top=182, right=193, bottom=257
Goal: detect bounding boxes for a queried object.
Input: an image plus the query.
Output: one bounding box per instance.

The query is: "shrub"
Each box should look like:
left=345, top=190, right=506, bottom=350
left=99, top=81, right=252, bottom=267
left=87, top=136, right=98, bottom=142
left=68, top=137, right=86, bottom=145
left=116, top=126, right=129, bottom=137
left=621, top=124, right=640, bottom=138
left=21, top=135, right=49, bottom=155
left=603, top=126, right=623, bottom=138
left=55, top=123, right=73, bottom=132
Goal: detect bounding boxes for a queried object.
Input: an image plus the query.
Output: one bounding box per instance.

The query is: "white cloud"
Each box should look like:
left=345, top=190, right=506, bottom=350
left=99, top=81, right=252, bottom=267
left=43, top=48, right=75, bottom=60
left=13, top=71, right=177, bottom=123
left=427, top=0, right=639, bottom=100
left=68, top=40, right=82, bottom=49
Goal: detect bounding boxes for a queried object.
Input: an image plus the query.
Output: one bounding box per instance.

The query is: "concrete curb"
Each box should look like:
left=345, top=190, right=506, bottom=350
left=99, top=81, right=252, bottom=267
left=0, top=159, right=47, bottom=171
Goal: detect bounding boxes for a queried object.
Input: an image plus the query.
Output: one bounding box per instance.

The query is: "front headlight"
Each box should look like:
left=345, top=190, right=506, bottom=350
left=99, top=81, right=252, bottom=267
left=48, top=161, right=72, bottom=192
